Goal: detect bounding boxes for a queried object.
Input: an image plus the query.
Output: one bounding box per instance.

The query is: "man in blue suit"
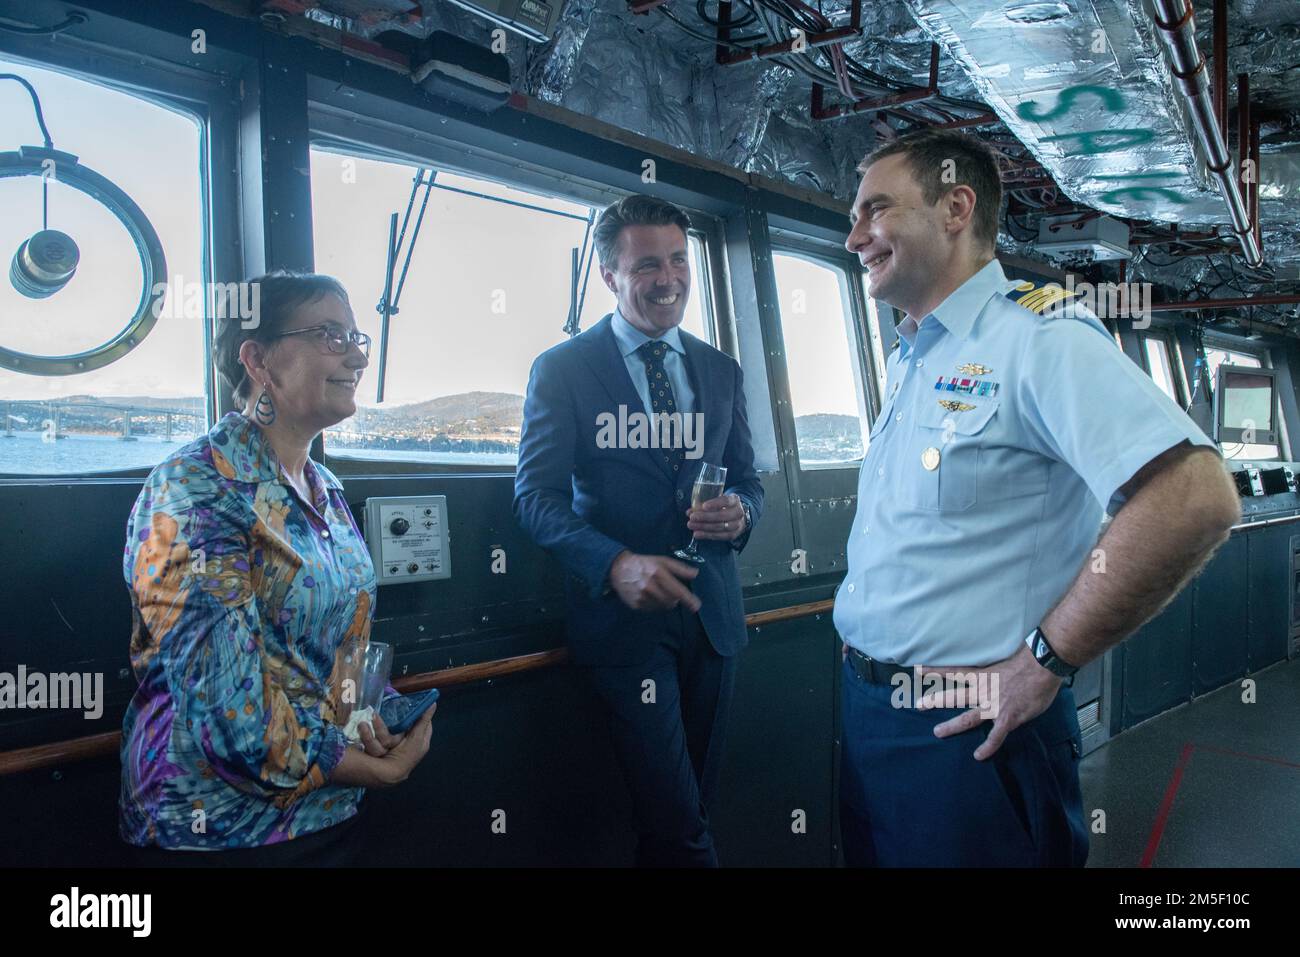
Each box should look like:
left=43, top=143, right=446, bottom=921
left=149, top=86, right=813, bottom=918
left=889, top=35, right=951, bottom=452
left=514, top=194, right=763, bottom=866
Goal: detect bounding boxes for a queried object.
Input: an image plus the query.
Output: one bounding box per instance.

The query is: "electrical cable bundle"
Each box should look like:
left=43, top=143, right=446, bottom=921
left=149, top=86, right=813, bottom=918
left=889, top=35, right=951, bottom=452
left=655, top=0, right=993, bottom=127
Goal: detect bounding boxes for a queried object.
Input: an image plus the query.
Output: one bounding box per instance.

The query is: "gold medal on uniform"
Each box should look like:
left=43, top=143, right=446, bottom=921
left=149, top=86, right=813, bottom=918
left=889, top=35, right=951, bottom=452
left=921, top=447, right=941, bottom=471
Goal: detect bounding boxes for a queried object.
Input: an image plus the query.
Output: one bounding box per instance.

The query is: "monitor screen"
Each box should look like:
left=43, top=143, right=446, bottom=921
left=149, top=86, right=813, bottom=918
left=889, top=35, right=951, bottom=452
left=1220, top=368, right=1274, bottom=432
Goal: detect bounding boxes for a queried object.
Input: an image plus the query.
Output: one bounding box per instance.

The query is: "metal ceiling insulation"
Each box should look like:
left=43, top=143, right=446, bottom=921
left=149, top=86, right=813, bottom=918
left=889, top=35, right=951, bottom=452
left=308, top=0, right=1299, bottom=308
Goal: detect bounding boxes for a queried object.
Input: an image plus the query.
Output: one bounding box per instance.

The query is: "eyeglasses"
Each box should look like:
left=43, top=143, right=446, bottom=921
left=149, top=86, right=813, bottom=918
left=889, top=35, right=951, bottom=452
left=273, top=324, right=372, bottom=357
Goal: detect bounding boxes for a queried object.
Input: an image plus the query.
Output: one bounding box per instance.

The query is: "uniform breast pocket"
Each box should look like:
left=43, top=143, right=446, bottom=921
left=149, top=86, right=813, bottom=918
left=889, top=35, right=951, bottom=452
left=906, top=399, right=1000, bottom=512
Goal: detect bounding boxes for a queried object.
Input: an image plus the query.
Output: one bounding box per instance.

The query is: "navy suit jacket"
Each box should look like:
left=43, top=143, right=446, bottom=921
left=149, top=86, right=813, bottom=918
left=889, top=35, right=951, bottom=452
left=514, top=314, right=763, bottom=666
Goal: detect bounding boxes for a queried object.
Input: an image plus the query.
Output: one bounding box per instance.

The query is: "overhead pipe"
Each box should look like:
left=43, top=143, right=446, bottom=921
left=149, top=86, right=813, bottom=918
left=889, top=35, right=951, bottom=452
left=1150, top=0, right=1262, bottom=266
left=1213, top=0, right=1227, bottom=139
left=1238, top=72, right=1251, bottom=241
left=1149, top=293, right=1300, bottom=313
left=1250, top=117, right=1261, bottom=252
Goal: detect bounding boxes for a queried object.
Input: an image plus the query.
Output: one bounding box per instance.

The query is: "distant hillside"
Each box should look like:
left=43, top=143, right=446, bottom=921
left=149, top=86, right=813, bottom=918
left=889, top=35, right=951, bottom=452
left=3, top=393, right=865, bottom=461
left=794, top=413, right=864, bottom=461
left=366, top=391, right=524, bottom=433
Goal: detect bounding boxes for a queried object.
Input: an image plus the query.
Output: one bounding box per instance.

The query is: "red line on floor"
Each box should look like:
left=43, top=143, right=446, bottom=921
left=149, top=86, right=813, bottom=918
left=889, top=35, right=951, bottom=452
left=1193, top=743, right=1300, bottom=771
left=1139, top=742, right=1196, bottom=868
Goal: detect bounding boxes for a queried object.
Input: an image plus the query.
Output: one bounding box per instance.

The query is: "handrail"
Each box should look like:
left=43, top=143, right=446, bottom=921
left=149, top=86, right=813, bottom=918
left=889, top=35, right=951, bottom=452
left=1231, top=512, right=1300, bottom=533
left=0, top=599, right=836, bottom=777
left=745, top=599, right=835, bottom=628
left=392, top=648, right=570, bottom=694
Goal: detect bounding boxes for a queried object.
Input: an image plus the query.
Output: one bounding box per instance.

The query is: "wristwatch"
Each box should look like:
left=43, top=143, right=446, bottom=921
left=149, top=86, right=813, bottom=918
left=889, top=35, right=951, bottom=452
left=731, top=500, right=752, bottom=551
left=1025, top=626, right=1079, bottom=680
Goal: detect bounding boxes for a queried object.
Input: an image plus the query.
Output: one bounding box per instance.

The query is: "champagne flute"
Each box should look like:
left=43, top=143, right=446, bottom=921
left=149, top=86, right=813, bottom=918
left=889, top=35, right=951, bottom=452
left=674, top=462, right=727, bottom=566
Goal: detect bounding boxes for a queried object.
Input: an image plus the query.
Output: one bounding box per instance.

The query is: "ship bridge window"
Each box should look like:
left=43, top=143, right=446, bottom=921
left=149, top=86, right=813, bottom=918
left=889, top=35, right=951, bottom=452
left=0, top=56, right=206, bottom=477
left=860, top=275, right=890, bottom=407
left=1204, top=343, right=1281, bottom=460
left=771, top=251, right=871, bottom=469
left=309, top=147, right=713, bottom=468
left=1143, top=334, right=1183, bottom=405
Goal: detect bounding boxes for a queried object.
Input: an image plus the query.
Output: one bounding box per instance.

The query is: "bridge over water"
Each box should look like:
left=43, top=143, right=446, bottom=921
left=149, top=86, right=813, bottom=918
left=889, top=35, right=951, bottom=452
left=1, top=401, right=204, bottom=441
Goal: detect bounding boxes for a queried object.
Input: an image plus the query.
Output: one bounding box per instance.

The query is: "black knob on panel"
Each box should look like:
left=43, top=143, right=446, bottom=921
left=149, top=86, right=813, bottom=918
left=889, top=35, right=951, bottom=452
left=390, top=517, right=410, bottom=535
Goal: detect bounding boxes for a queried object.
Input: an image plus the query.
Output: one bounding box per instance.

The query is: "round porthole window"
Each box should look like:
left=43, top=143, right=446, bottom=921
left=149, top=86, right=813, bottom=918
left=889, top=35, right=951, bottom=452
left=0, top=145, right=166, bottom=376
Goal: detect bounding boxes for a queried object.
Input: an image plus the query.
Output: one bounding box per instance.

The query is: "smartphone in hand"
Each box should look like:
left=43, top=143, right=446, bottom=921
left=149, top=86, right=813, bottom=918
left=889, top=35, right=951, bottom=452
left=379, top=689, right=440, bottom=735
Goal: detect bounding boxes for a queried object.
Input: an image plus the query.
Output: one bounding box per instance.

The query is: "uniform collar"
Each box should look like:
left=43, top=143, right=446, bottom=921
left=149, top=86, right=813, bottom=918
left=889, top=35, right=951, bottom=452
left=897, top=259, right=1008, bottom=355
left=207, top=411, right=343, bottom=491
left=611, top=307, right=686, bottom=358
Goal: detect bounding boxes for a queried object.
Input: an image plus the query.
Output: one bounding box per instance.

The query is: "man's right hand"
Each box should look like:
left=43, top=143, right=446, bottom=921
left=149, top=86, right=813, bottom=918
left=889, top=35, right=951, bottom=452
left=608, top=551, right=701, bottom=613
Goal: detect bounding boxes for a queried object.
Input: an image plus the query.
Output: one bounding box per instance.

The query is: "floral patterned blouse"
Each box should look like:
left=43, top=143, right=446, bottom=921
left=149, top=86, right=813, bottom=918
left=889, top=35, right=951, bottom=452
left=120, top=412, right=377, bottom=850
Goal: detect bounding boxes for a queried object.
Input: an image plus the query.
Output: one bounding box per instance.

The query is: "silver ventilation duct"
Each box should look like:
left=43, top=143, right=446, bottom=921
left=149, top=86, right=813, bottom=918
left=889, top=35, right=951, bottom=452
left=899, top=0, right=1243, bottom=227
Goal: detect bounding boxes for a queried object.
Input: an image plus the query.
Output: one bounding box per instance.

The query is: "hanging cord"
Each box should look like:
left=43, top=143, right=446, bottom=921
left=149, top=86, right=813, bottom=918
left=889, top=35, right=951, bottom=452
left=1186, top=319, right=1208, bottom=412
left=0, top=74, right=53, bottom=148
left=1, top=73, right=56, bottom=228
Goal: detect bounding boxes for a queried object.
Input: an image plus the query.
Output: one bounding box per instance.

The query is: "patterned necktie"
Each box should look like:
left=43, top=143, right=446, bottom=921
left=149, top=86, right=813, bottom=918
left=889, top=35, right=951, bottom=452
left=637, top=339, right=684, bottom=474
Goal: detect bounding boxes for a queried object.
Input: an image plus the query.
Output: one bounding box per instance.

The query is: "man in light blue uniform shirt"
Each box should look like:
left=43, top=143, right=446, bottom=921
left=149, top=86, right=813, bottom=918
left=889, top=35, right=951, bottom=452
left=835, top=129, right=1241, bottom=866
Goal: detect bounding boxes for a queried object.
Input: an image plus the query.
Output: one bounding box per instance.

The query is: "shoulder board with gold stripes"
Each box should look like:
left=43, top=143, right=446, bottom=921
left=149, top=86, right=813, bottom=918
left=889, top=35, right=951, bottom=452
left=1005, top=279, right=1079, bottom=315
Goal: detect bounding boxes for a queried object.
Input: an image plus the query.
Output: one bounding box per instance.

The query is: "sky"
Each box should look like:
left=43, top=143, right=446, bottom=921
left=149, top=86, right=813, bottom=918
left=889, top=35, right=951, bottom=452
left=311, top=149, right=711, bottom=408
left=771, top=251, right=871, bottom=430
left=0, top=50, right=867, bottom=424
left=0, top=53, right=204, bottom=400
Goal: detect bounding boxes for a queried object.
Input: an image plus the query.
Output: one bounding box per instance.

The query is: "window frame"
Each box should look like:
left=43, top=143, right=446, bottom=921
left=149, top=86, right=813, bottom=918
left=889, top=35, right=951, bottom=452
left=307, top=126, right=732, bottom=477
left=767, top=236, right=877, bottom=473
left=1139, top=330, right=1186, bottom=407
left=0, top=36, right=240, bottom=485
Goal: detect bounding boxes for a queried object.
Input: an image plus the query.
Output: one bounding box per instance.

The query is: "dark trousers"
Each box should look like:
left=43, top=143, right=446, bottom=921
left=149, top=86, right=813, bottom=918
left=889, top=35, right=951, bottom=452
left=839, top=656, right=1089, bottom=867
left=581, top=607, right=738, bottom=867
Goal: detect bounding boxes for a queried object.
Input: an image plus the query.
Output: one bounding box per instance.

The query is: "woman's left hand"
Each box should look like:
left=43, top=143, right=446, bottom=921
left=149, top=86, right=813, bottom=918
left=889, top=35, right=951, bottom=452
left=356, top=713, right=405, bottom=757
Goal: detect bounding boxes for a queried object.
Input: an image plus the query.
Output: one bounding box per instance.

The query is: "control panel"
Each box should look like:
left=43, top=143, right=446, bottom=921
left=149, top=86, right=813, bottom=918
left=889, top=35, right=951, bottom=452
left=364, top=495, right=451, bottom=584
left=1228, top=462, right=1300, bottom=521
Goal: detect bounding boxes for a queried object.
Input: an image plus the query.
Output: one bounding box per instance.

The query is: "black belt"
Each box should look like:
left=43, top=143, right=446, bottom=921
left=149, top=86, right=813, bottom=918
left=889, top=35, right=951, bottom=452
left=846, top=646, right=913, bottom=685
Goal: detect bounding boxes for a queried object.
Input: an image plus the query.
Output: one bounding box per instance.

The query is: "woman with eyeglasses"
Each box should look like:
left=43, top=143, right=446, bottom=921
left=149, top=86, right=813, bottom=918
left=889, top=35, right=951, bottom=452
left=120, top=271, right=434, bottom=865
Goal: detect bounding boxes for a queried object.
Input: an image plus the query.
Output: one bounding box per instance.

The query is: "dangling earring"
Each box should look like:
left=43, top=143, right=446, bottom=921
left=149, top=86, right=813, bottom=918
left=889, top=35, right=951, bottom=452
left=254, top=387, right=276, bottom=426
